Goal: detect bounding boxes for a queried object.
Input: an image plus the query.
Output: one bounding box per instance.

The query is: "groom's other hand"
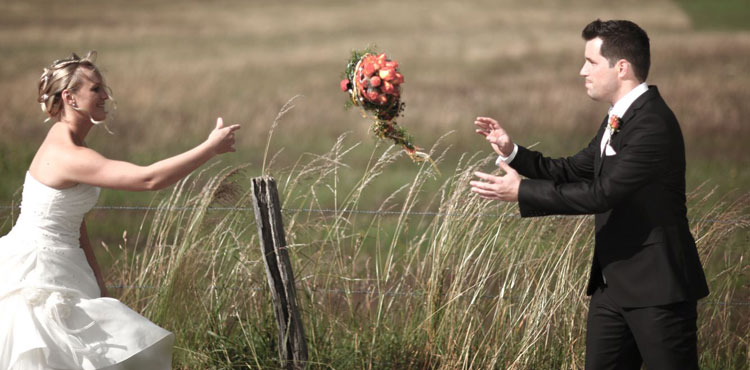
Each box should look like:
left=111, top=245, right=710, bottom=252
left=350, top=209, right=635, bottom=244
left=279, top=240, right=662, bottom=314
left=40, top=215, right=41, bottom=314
left=474, top=116, right=514, bottom=157
left=470, top=160, right=520, bottom=202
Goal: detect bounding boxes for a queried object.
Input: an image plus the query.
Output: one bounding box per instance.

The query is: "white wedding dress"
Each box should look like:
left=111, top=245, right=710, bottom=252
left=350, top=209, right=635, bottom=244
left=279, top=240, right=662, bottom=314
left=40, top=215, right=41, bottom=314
left=0, top=172, right=174, bottom=370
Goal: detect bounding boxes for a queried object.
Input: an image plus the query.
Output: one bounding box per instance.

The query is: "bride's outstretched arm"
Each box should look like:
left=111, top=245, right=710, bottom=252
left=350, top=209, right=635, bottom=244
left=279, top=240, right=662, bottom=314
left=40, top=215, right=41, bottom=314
left=57, top=117, right=240, bottom=191
left=80, top=220, right=108, bottom=297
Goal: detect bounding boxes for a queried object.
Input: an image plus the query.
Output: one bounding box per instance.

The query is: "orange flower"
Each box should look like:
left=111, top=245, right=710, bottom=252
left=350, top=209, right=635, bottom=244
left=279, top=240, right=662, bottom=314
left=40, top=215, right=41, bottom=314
left=379, top=68, right=395, bottom=81
left=365, top=87, right=380, bottom=101
left=376, top=53, right=387, bottom=67
left=392, top=72, right=404, bottom=85
left=363, top=63, right=376, bottom=77
left=381, top=81, right=396, bottom=94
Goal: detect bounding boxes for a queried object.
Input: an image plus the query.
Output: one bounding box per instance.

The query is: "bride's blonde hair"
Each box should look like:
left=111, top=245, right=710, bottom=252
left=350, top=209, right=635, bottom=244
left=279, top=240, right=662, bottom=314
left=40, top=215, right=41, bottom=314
left=37, top=51, right=113, bottom=121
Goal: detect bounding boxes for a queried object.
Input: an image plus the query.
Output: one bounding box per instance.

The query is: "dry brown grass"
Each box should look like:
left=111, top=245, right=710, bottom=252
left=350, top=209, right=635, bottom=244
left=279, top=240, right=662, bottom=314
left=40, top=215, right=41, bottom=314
left=98, top=146, right=747, bottom=369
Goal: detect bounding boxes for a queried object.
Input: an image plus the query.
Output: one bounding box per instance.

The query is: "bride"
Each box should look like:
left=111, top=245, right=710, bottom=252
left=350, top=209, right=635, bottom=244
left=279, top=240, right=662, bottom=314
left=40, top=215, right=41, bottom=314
left=0, top=51, right=240, bottom=369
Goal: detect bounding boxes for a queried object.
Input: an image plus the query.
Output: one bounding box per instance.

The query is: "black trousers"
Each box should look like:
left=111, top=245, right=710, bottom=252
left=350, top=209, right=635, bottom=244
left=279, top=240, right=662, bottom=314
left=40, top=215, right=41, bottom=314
left=585, top=286, right=699, bottom=370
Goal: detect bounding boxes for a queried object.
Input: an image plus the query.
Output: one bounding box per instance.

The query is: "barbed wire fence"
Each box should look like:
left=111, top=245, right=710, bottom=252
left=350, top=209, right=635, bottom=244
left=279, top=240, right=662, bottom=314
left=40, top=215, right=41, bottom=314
left=2, top=204, right=748, bottom=307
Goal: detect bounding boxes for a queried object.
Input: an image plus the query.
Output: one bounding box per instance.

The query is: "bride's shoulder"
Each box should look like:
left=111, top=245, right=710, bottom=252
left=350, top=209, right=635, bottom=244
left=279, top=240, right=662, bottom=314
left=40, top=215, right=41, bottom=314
left=31, top=126, right=96, bottom=174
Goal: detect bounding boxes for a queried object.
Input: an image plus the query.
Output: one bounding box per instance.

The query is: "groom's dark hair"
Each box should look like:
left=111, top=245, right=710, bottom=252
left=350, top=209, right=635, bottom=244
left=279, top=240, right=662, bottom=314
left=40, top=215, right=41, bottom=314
left=582, top=19, right=650, bottom=82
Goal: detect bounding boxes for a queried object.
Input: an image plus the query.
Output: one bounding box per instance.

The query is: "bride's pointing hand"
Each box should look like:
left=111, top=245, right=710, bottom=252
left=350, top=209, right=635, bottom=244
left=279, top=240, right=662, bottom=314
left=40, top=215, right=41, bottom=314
left=207, top=117, right=241, bottom=154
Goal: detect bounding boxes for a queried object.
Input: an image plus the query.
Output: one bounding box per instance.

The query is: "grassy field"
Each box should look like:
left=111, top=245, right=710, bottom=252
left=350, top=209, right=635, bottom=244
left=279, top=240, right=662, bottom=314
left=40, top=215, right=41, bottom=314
left=98, top=159, right=748, bottom=369
left=675, top=0, right=750, bottom=30
left=1, top=0, right=748, bottom=368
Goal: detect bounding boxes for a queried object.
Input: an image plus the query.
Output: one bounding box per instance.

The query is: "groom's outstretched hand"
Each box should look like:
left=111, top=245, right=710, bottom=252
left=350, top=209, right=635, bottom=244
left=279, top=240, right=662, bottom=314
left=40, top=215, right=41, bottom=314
left=474, top=116, right=514, bottom=157
left=470, top=160, right=520, bottom=202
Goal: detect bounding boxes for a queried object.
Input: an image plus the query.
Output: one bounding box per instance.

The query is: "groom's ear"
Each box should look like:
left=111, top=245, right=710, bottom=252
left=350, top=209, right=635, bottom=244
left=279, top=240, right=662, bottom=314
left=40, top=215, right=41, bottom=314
left=616, top=59, right=631, bottom=79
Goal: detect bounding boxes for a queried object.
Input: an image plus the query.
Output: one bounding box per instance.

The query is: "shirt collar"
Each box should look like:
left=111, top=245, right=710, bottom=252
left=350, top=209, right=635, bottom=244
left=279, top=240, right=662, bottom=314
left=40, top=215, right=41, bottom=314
left=609, top=82, right=649, bottom=118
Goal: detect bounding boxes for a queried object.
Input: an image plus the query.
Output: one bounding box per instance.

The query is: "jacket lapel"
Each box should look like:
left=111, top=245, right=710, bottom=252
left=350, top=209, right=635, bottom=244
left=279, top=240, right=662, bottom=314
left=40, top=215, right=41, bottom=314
left=595, top=86, right=660, bottom=177
left=595, top=115, right=608, bottom=176
left=619, top=86, right=658, bottom=125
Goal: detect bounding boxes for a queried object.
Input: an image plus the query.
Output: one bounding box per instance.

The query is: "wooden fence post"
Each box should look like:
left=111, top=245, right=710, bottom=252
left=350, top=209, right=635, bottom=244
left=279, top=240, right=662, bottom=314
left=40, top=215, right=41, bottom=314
left=251, top=176, right=308, bottom=369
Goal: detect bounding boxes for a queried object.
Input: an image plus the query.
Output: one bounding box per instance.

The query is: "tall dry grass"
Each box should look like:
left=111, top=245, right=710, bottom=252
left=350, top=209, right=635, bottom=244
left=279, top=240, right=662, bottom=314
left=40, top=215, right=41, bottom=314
left=103, top=123, right=748, bottom=369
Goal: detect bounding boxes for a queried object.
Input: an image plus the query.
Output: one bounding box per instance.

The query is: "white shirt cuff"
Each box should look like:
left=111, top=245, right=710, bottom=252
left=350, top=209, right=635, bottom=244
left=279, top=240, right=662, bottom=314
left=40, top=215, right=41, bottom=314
left=495, top=143, right=518, bottom=166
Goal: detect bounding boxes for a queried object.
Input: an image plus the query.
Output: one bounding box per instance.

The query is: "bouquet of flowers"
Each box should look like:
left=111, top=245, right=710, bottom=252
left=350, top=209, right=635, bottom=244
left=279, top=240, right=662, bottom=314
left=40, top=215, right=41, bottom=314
left=340, top=48, right=430, bottom=163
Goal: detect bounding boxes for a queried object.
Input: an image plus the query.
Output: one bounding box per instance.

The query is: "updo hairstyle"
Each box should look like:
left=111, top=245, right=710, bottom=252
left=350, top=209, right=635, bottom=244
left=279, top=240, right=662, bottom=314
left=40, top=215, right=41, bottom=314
left=37, top=51, right=112, bottom=120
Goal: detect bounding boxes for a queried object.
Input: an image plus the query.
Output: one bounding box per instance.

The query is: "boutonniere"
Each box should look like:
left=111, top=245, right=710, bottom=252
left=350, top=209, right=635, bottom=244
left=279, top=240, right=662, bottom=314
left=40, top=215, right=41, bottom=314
left=608, top=115, right=621, bottom=134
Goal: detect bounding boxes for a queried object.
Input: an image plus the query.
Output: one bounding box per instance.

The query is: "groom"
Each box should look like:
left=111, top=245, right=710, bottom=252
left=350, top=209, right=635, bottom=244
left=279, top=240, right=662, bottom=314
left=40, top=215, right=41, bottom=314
left=470, top=19, right=709, bottom=369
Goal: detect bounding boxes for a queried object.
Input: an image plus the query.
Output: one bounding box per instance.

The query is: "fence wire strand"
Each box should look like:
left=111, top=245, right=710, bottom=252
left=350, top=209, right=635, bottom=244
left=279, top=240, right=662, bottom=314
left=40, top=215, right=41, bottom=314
left=1, top=205, right=747, bottom=226
left=105, top=284, right=750, bottom=306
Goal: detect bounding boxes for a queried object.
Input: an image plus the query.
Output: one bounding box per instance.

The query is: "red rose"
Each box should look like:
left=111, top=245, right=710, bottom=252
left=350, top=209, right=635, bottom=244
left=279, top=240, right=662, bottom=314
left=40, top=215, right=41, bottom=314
left=370, top=76, right=382, bottom=87
left=340, top=79, right=350, bottom=91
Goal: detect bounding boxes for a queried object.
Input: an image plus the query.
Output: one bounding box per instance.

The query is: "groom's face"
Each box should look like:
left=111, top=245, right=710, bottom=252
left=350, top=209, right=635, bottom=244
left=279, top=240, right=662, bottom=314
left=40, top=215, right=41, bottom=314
left=580, top=37, right=619, bottom=104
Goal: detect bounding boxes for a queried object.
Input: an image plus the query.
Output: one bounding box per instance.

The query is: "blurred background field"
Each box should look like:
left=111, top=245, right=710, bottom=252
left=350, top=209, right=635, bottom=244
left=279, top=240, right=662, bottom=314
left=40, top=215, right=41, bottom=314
left=0, top=0, right=748, bottom=368
left=1, top=0, right=748, bottom=208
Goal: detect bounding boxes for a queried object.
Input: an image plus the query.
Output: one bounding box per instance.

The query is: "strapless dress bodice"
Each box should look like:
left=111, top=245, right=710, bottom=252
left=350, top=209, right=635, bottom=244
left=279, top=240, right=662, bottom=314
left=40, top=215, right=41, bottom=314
left=11, top=172, right=100, bottom=247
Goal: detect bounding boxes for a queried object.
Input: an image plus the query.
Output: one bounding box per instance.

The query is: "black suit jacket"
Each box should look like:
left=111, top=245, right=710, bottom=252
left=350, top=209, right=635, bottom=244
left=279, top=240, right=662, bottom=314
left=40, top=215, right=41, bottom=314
left=512, top=86, right=709, bottom=307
